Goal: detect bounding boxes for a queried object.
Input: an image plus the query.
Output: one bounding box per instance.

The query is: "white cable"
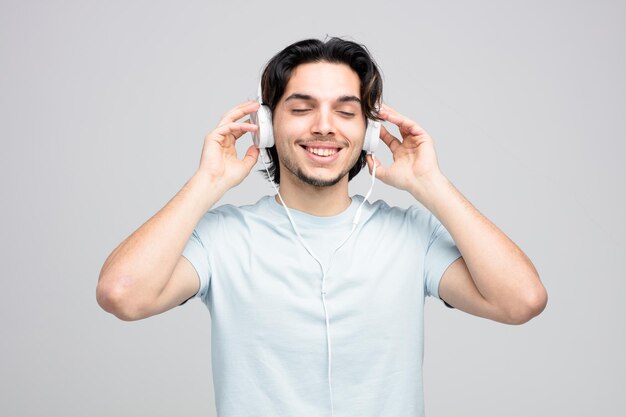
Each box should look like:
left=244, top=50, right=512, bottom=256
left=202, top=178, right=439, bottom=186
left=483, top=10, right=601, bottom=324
left=352, top=152, right=377, bottom=227
left=259, top=150, right=377, bottom=417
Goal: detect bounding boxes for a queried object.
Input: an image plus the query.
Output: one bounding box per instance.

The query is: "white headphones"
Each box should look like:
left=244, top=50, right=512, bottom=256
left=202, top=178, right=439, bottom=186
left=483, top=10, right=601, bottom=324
left=251, top=85, right=381, bottom=153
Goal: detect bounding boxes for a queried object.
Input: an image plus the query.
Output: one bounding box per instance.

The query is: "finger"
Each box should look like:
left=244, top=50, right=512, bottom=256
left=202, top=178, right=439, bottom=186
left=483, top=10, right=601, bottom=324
left=366, top=154, right=386, bottom=181
left=379, top=102, right=395, bottom=113
left=379, top=102, right=406, bottom=121
left=218, top=101, right=260, bottom=126
left=378, top=109, right=410, bottom=131
left=379, top=125, right=402, bottom=152
left=213, top=121, right=258, bottom=142
left=378, top=106, right=427, bottom=136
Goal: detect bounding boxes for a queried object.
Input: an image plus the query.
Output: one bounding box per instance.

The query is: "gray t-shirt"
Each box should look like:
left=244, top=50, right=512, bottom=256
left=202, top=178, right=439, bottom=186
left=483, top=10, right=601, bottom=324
left=182, top=194, right=461, bottom=417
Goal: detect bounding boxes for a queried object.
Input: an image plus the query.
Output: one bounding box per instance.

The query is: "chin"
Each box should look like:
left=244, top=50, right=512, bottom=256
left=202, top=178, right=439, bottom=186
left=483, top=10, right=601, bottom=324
left=300, top=175, right=344, bottom=187
left=279, top=149, right=355, bottom=188
left=294, top=168, right=347, bottom=187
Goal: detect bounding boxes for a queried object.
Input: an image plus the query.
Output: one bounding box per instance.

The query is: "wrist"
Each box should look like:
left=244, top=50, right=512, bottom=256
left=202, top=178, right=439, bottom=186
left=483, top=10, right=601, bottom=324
left=408, top=171, right=452, bottom=210
left=187, top=172, right=230, bottom=212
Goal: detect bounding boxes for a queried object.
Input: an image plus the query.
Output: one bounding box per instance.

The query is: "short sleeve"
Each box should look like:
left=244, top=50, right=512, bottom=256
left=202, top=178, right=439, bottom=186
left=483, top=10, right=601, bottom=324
left=422, top=212, right=462, bottom=306
left=180, top=211, right=219, bottom=304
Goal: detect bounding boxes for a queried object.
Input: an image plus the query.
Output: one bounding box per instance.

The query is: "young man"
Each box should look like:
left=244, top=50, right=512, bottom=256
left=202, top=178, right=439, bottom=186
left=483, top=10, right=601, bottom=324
left=97, top=38, right=547, bottom=417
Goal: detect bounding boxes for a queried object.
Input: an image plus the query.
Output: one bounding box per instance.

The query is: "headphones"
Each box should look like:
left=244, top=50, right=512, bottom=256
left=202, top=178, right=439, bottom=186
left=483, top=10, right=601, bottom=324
left=250, top=86, right=381, bottom=153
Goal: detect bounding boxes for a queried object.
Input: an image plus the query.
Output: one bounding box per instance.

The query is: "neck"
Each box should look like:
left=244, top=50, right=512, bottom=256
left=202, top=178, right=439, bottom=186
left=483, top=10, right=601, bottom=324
left=275, top=174, right=351, bottom=216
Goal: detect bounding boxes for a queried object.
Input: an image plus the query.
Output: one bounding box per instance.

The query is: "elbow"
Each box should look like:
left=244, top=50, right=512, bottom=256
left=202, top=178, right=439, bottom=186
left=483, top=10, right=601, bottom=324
left=96, top=275, right=146, bottom=322
left=505, top=282, right=548, bottom=325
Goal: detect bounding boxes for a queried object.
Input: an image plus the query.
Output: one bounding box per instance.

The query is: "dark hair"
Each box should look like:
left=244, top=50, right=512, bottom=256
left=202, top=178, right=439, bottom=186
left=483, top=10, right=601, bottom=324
left=259, top=36, right=383, bottom=185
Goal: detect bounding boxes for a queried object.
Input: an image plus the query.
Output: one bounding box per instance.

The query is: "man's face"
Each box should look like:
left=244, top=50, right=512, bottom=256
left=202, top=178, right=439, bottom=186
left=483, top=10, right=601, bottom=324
left=272, top=62, right=366, bottom=187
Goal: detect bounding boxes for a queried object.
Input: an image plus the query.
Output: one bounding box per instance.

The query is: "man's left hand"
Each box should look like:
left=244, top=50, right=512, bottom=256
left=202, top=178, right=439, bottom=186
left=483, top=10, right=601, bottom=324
left=366, top=103, right=445, bottom=202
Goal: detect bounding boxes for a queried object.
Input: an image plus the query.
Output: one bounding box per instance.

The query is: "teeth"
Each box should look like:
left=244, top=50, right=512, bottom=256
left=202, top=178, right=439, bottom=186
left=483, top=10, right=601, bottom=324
left=306, top=147, right=338, bottom=157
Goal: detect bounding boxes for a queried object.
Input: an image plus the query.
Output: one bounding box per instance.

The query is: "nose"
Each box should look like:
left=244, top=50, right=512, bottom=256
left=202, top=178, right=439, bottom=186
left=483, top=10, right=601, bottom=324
left=311, top=107, right=335, bottom=137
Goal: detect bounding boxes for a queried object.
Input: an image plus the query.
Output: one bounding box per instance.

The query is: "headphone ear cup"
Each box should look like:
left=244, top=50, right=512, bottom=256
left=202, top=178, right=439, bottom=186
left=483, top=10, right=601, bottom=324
left=251, top=105, right=274, bottom=148
left=363, top=119, right=381, bottom=153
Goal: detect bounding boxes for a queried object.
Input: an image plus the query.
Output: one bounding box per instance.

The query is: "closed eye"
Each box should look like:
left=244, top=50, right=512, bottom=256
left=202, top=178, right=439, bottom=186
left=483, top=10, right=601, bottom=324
left=292, top=109, right=311, bottom=113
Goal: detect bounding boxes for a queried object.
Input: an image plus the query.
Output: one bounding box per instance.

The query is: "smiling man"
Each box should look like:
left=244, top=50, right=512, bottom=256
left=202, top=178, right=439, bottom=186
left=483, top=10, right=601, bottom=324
left=97, top=37, right=548, bottom=417
left=268, top=60, right=369, bottom=215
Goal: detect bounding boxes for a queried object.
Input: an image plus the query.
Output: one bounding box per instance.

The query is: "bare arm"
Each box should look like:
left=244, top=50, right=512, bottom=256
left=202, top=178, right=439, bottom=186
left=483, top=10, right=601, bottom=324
left=417, top=174, right=547, bottom=324
left=96, top=101, right=261, bottom=321
left=96, top=174, right=224, bottom=320
left=366, top=103, right=547, bottom=324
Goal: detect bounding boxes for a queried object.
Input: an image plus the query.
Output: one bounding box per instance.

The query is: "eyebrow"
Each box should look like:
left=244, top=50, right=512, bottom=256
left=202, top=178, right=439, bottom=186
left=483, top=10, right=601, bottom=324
left=284, top=93, right=361, bottom=104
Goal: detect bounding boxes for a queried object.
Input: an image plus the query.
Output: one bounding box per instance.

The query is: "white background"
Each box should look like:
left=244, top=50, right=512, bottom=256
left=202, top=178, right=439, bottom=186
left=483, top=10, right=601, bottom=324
left=1, top=0, right=624, bottom=415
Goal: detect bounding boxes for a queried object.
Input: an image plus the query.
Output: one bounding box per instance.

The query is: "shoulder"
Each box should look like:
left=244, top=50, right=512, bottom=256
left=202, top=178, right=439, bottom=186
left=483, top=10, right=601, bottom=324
left=359, top=197, right=443, bottom=247
left=191, top=197, right=274, bottom=244
left=203, top=195, right=276, bottom=225
left=360, top=197, right=431, bottom=225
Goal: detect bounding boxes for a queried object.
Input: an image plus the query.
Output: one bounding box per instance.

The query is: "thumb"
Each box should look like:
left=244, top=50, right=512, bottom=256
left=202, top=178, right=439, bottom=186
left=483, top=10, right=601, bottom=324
left=366, top=154, right=386, bottom=182
left=242, top=145, right=260, bottom=172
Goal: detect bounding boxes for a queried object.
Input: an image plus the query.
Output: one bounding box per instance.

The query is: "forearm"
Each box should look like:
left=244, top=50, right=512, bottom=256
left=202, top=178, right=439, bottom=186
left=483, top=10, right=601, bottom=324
left=97, top=173, right=226, bottom=312
left=410, top=173, right=545, bottom=314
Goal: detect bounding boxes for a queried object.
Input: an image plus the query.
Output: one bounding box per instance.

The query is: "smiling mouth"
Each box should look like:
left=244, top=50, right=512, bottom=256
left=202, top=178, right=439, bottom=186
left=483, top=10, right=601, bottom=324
left=301, top=145, right=341, bottom=157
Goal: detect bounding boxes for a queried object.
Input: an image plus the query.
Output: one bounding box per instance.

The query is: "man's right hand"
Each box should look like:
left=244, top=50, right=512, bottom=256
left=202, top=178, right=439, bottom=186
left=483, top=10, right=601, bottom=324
left=96, top=100, right=263, bottom=321
left=196, top=100, right=261, bottom=189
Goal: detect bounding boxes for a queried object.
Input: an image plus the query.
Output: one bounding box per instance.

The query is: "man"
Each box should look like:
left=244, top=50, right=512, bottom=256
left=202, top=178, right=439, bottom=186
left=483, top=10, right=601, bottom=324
left=97, top=37, right=547, bottom=417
